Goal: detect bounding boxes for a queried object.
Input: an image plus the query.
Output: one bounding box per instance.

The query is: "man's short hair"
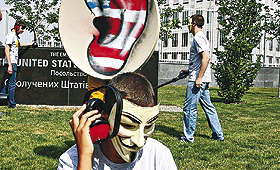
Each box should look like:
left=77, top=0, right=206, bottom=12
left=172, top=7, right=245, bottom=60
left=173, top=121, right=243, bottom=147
left=107, top=72, right=156, bottom=107
left=14, top=20, right=26, bottom=29
left=191, top=14, right=204, bottom=28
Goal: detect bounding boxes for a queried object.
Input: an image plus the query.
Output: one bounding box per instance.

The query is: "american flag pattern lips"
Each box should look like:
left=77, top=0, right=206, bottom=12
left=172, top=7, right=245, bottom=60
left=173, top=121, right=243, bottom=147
left=86, top=0, right=147, bottom=75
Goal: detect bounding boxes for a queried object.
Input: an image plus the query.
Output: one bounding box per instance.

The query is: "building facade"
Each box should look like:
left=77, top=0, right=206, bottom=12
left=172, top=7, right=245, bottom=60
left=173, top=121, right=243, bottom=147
left=158, top=0, right=280, bottom=68
left=1, top=0, right=279, bottom=66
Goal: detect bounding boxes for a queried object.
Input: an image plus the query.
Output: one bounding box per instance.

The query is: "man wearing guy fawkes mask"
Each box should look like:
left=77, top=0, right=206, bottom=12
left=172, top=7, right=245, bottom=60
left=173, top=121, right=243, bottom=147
left=58, top=72, right=177, bottom=170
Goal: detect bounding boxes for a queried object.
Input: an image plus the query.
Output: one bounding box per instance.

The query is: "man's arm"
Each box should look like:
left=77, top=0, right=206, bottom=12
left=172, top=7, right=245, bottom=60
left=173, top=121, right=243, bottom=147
left=20, top=42, right=32, bottom=47
left=5, top=44, right=13, bottom=75
left=69, top=104, right=102, bottom=170
left=196, top=50, right=210, bottom=88
left=0, top=8, right=2, bottom=21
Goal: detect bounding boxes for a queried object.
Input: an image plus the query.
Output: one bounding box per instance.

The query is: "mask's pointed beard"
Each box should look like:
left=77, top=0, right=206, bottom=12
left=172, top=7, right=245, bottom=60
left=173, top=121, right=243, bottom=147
left=130, top=152, right=137, bottom=162
left=111, top=135, right=141, bottom=162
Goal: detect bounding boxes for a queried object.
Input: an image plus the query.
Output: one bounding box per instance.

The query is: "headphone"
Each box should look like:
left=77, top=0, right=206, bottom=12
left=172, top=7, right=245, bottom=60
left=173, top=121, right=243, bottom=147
left=83, top=85, right=123, bottom=144
left=14, top=22, right=21, bottom=32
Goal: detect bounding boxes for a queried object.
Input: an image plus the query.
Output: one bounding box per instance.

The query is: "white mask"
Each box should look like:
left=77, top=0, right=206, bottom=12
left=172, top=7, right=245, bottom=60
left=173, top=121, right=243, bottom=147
left=108, top=99, right=159, bottom=162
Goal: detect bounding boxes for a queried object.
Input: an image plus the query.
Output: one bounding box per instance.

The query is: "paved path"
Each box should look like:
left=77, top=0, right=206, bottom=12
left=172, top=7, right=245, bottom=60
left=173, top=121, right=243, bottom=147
left=159, top=105, right=183, bottom=112
left=19, top=105, right=183, bottom=112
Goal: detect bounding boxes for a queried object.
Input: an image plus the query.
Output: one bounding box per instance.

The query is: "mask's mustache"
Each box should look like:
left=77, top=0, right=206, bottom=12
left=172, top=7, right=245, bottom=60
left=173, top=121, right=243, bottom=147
left=120, top=139, right=142, bottom=150
left=119, top=136, right=148, bottom=150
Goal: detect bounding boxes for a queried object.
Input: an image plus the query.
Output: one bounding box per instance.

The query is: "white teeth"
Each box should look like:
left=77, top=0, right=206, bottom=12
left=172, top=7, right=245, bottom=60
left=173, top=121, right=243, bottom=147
left=88, top=56, right=124, bottom=69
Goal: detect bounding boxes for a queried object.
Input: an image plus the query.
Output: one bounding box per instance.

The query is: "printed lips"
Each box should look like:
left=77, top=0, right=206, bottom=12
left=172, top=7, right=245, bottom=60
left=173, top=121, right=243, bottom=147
left=86, top=0, right=147, bottom=75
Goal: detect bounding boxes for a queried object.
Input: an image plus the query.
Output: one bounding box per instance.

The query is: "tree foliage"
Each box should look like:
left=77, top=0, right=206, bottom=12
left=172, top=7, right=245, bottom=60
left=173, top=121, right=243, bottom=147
left=266, top=1, right=280, bottom=43
left=5, top=0, right=183, bottom=43
left=212, top=0, right=264, bottom=104
left=5, top=0, right=60, bottom=42
left=158, top=0, right=184, bottom=40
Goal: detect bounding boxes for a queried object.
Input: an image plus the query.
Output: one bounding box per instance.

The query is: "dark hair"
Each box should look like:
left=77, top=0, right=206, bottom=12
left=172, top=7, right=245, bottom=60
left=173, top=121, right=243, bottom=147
left=107, top=72, right=156, bottom=107
left=14, top=20, right=26, bottom=30
left=191, top=14, right=204, bottom=28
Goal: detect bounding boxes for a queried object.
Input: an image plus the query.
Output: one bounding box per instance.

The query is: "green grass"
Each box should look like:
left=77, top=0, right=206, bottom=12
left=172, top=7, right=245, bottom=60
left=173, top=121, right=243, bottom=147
left=155, top=86, right=280, bottom=169
left=0, top=107, right=75, bottom=169
left=0, top=87, right=279, bottom=169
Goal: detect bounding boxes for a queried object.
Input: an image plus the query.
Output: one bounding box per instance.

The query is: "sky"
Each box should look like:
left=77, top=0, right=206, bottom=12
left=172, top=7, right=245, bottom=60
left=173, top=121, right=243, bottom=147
left=0, top=0, right=10, bottom=10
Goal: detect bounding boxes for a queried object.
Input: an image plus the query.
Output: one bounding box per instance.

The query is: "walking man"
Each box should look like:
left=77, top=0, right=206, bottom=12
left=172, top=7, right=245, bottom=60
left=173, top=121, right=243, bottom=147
left=180, top=14, right=224, bottom=143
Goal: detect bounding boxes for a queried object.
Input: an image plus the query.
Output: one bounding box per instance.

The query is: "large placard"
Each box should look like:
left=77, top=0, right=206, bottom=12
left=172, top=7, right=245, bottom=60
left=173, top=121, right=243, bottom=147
left=0, top=47, right=88, bottom=105
left=0, top=47, right=158, bottom=106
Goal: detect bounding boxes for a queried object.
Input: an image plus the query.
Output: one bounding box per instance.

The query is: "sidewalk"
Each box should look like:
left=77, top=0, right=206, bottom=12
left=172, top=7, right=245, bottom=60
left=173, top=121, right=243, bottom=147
left=18, top=105, right=183, bottom=112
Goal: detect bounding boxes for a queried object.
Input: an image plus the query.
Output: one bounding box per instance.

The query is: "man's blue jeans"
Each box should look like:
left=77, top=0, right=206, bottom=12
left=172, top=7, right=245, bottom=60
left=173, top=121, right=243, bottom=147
left=1, top=64, right=17, bottom=108
left=182, top=82, right=224, bottom=142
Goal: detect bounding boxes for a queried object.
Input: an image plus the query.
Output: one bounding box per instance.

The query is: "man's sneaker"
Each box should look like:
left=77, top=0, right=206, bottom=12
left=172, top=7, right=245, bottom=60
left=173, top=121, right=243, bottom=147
left=180, top=137, right=193, bottom=143
left=212, top=136, right=224, bottom=141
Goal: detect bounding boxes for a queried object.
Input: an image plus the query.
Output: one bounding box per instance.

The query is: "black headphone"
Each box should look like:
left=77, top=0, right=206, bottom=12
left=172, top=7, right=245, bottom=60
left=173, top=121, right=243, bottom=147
left=83, top=85, right=123, bottom=144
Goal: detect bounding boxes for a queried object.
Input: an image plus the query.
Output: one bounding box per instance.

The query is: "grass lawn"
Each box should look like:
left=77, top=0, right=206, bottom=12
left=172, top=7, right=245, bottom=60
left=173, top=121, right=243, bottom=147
left=0, top=87, right=279, bottom=169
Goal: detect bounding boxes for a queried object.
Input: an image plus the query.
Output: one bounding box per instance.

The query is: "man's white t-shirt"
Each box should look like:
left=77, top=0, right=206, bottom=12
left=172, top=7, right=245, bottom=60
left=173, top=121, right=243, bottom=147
left=188, top=31, right=211, bottom=83
left=58, top=138, right=177, bottom=170
left=4, top=31, right=19, bottom=64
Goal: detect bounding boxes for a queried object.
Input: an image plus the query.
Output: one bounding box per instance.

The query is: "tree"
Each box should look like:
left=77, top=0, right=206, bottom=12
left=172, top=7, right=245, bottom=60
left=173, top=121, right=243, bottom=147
left=5, top=0, right=183, bottom=44
left=157, top=0, right=184, bottom=40
left=212, top=0, right=264, bottom=104
left=5, top=0, right=60, bottom=43
left=266, top=1, right=280, bottom=43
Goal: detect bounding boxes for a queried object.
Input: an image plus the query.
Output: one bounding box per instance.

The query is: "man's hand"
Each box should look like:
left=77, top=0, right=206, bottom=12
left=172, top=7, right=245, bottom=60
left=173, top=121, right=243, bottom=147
left=7, top=65, right=13, bottom=74
left=69, top=104, right=102, bottom=170
left=180, top=69, right=189, bottom=74
left=178, top=70, right=189, bottom=79
left=196, top=77, right=202, bottom=88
